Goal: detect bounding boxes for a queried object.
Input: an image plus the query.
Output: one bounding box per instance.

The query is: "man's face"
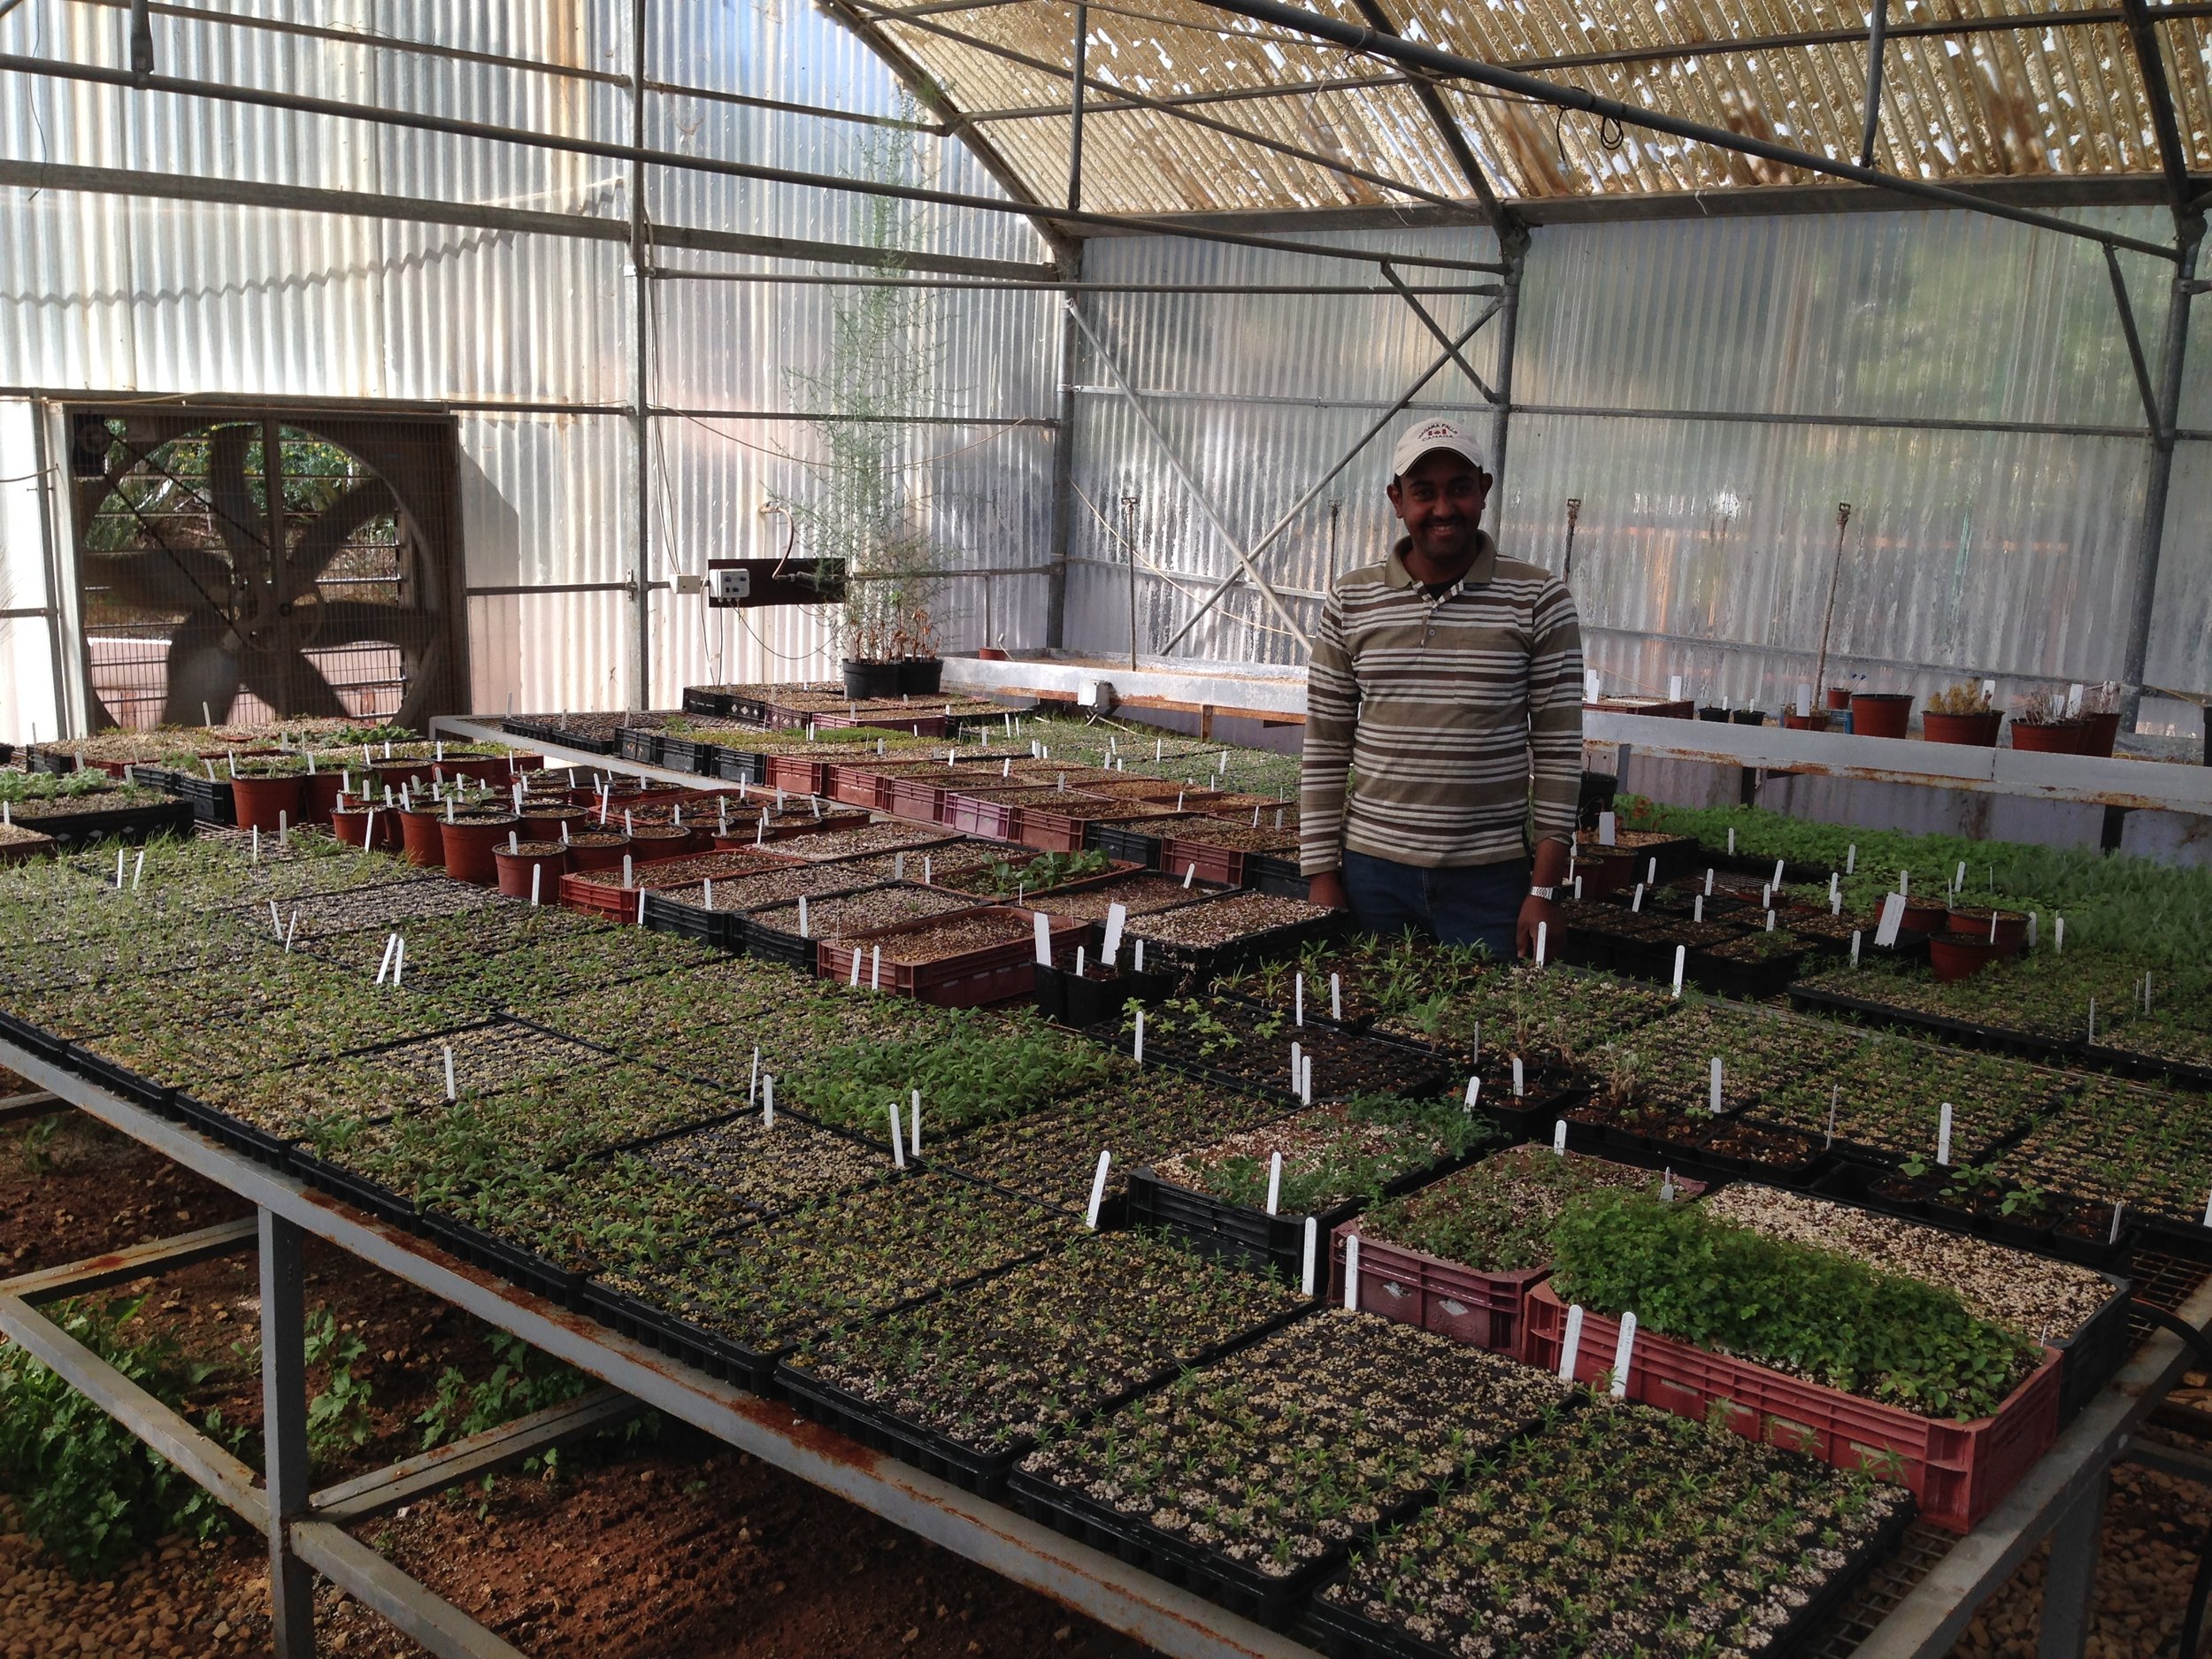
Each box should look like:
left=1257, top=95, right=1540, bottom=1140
left=1387, top=450, right=1490, bottom=565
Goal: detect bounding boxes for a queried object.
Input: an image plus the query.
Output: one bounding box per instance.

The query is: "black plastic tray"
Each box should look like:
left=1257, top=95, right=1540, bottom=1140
left=1786, top=984, right=2085, bottom=1068
left=8, top=798, right=196, bottom=845
left=0, top=1007, right=63, bottom=1065
left=579, top=1280, right=781, bottom=1392
left=418, top=1209, right=589, bottom=1312
left=293, top=1150, right=420, bottom=1233
left=713, top=748, right=766, bottom=787
left=169, top=1090, right=297, bottom=1170
left=657, top=734, right=720, bottom=776
left=641, top=891, right=744, bottom=954
left=682, top=687, right=735, bottom=718
left=617, top=728, right=664, bottom=767
left=1033, top=961, right=1178, bottom=1025
left=1135, top=907, right=1356, bottom=982
left=61, top=1041, right=173, bottom=1115
left=503, top=718, right=618, bottom=756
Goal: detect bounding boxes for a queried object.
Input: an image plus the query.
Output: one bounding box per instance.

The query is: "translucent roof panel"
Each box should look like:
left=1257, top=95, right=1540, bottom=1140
left=869, top=0, right=2205, bottom=214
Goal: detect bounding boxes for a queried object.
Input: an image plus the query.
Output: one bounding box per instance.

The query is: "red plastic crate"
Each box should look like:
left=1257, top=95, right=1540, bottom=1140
left=815, top=907, right=1092, bottom=1008
left=1012, top=792, right=1124, bottom=855
left=764, top=754, right=826, bottom=796
left=942, top=789, right=1025, bottom=841
left=1156, top=836, right=1247, bottom=887
left=1332, top=1223, right=1548, bottom=1358
left=807, top=709, right=951, bottom=738
left=1522, top=1280, right=2060, bottom=1532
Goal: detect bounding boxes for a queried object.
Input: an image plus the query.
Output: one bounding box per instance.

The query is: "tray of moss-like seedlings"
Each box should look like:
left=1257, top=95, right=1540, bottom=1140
left=1127, top=1095, right=1500, bottom=1281
left=1115, top=994, right=1455, bottom=1102
left=778, top=1231, right=1314, bottom=1496
left=1302, top=1398, right=1917, bottom=1659
left=1009, top=1308, right=1573, bottom=1628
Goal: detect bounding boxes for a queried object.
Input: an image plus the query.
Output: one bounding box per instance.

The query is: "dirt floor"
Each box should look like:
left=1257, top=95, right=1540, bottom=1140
left=1, top=1082, right=2208, bottom=1659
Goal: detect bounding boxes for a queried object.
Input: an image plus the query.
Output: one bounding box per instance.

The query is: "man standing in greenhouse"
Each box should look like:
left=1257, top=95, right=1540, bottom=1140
left=1300, top=419, right=1584, bottom=959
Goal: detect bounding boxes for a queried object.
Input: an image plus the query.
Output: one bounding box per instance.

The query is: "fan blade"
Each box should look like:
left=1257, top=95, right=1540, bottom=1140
left=239, top=647, right=348, bottom=719
left=159, top=609, right=242, bottom=727
left=283, top=475, right=396, bottom=600
left=206, top=425, right=272, bottom=588
left=87, top=546, right=234, bottom=617
left=303, top=600, right=436, bottom=654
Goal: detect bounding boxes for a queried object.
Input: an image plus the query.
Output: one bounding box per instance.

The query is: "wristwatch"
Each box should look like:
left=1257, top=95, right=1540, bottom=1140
left=1528, top=885, right=1556, bottom=901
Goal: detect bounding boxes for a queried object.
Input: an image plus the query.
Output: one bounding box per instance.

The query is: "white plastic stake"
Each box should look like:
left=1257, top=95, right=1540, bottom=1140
left=1033, top=910, right=1053, bottom=967
left=910, top=1090, right=923, bottom=1156
left=1632, top=883, right=1645, bottom=912
left=2055, top=916, right=2065, bottom=953
left=1075, top=946, right=1087, bottom=979
left=1290, top=1040, right=1302, bottom=1090
left=1671, top=946, right=1686, bottom=998
left=1596, top=810, right=1618, bottom=846
left=1558, top=1304, right=1586, bottom=1382
left=749, top=1048, right=761, bottom=1108
left=119, top=849, right=130, bottom=891
left=1847, top=843, right=1857, bottom=875
left=622, top=853, right=634, bottom=889
left=442, top=1044, right=457, bottom=1102
left=392, top=938, right=404, bottom=988
left=1824, top=1086, right=1839, bottom=1148
left=1133, top=1007, right=1145, bottom=1064
left=1301, top=1055, right=1313, bottom=1106
left=1265, top=1152, right=1283, bottom=1216
left=1464, top=1076, right=1482, bottom=1111
left=1552, top=1119, right=1568, bottom=1156
left=1343, top=1234, right=1362, bottom=1312
left=1511, top=1056, right=1525, bottom=1097
left=889, top=1102, right=908, bottom=1168
left=1294, top=975, right=1304, bottom=1026
left=1703, top=868, right=1715, bottom=896
left=1302, top=1217, right=1318, bottom=1297
left=636, top=888, right=647, bottom=926
left=704, top=879, right=714, bottom=910
left=284, top=910, right=299, bottom=951
left=1875, top=893, right=1907, bottom=948
left=1330, top=973, right=1342, bottom=1020
left=1134, top=939, right=1145, bottom=972
left=849, top=947, right=864, bottom=987
left=2087, top=998, right=2097, bottom=1042
left=375, top=933, right=397, bottom=984
left=1727, top=827, right=1735, bottom=855
left=131, top=850, right=144, bottom=890
left=1102, top=902, right=1128, bottom=968
left=1647, top=857, right=1657, bottom=886
left=251, top=826, right=261, bottom=863
left=1766, top=910, right=1777, bottom=933
left=2108, top=1201, right=2125, bottom=1246
left=1936, top=1102, right=1954, bottom=1167
left=1851, top=929, right=1863, bottom=965
left=871, top=945, right=882, bottom=991
left=1086, top=1151, right=1111, bottom=1230
left=1534, top=922, right=1548, bottom=965
left=1954, top=860, right=1966, bottom=894
left=764, top=1072, right=776, bottom=1127
left=798, top=896, right=810, bottom=939
left=1609, top=1312, right=1638, bottom=1399
left=2027, top=911, right=2039, bottom=949
left=1182, top=863, right=1195, bottom=888
left=1771, top=858, right=1785, bottom=890
left=1709, top=1058, right=1724, bottom=1115
left=1694, top=895, right=1704, bottom=924
left=1899, top=867, right=1909, bottom=898
left=530, top=864, right=542, bottom=907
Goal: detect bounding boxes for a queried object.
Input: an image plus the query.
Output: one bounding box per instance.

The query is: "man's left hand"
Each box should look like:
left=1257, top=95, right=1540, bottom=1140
left=1516, top=893, right=1562, bottom=961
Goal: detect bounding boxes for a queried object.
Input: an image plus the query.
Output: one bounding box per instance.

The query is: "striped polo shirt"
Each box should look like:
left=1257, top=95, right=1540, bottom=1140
left=1301, top=533, right=1585, bottom=874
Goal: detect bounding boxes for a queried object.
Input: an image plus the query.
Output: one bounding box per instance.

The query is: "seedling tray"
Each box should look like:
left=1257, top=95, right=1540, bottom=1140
left=1245, top=853, right=1308, bottom=899
left=503, top=717, right=618, bottom=755
left=641, top=891, right=744, bottom=954
left=293, top=1150, right=419, bottom=1233
left=764, top=754, right=827, bottom=796
left=0, top=1007, right=64, bottom=1065
left=1786, top=983, right=2085, bottom=1069
left=169, top=1089, right=297, bottom=1171
left=1033, top=960, right=1178, bottom=1026
left=1524, top=1279, right=2062, bottom=1532
left=1136, top=906, right=1356, bottom=982
left=132, top=765, right=239, bottom=826
left=418, top=1208, right=589, bottom=1312
left=60, top=1041, right=173, bottom=1116
left=712, top=748, right=765, bottom=787
left=657, top=734, right=724, bottom=775
left=775, top=1300, right=1318, bottom=1500
left=11, top=797, right=196, bottom=845
left=1297, top=1489, right=1913, bottom=1659
left=816, top=907, right=1092, bottom=1008
left=1690, top=943, right=1809, bottom=1002
left=617, top=727, right=664, bottom=767
left=579, top=1281, right=782, bottom=1392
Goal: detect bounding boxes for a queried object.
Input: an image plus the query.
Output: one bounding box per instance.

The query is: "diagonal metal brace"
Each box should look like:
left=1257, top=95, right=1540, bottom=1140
left=1382, top=262, right=1497, bottom=403
left=2104, top=246, right=2167, bottom=442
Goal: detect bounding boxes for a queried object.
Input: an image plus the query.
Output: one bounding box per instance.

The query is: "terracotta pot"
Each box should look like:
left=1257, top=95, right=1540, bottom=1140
left=520, top=803, right=591, bottom=841
left=1947, top=906, right=2029, bottom=955
left=1572, top=849, right=1635, bottom=898
left=1848, top=692, right=1914, bottom=741
left=1897, top=897, right=1950, bottom=935
left=495, top=841, right=571, bottom=900
left=328, top=806, right=397, bottom=850
left=439, top=813, right=522, bottom=886
left=1929, top=931, right=2005, bottom=984
left=442, top=756, right=513, bottom=785
left=565, top=831, right=630, bottom=871
left=397, top=807, right=449, bottom=868
left=229, top=772, right=304, bottom=833
left=2079, top=710, right=2122, bottom=758
left=2010, top=719, right=2088, bottom=754
left=627, top=825, right=698, bottom=863
left=1782, top=711, right=1832, bottom=732
left=976, top=647, right=1009, bottom=661
left=1922, top=710, right=2003, bottom=748
left=1824, top=686, right=1855, bottom=711
left=297, top=768, right=346, bottom=826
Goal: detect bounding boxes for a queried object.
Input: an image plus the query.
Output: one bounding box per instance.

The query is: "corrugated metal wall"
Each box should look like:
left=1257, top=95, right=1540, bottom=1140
left=1064, top=207, right=2207, bottom=733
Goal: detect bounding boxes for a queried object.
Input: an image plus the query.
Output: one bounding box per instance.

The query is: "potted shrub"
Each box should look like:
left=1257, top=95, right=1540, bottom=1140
left=1849, top=688, right=1915, bottom=739
left=1923, top=681, right=2004, bottom=747
left=2009, top=689, right=2089, bottom=754
left=2079, top=681, right=2123, bottom=758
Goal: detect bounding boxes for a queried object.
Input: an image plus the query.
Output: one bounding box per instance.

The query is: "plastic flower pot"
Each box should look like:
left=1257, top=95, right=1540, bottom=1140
left=494, top=840, right=571, bottom=898
left=439, top=811, right=521, bottom=886
left=519, top=803, right=590, bottom=841
left=392, top=807, right=448, bottom=868
left=2079, top=710, right=2122, bottom=758
left=1947, top=906, right=2029, bottom=955
left=1824, top=686, right=1855, bottom=710
left=228, top=772, right=303, bottom=833
left=565, top=830, right=630, bottom=871
left=1849, top=691, right=1914, bottom=740
left=898, top=657, right=944, bottom=695
left=1923, top=710, right=2004, bottom=747
left=1897, top=895, right=1950, bottom=934
left=627, top=825, right=699, bottom=862
left=1572, top=849, right=1635, bottom=897
left=1697, top=706, right=1729, bottom=722
left=296, top=768, right=346, bottom=826
left=841, top=659, right=902, bottom=700
left=328, top=805, right=381, bottom=849
left=976, top=646, right=1009, bottom=661
left=2010, top=719, right=2088, bottom=754
left=1929, top=930, right=2007, bottom=983
left=1782, top=711, right=1832, bottom=732
left=1729, top=709, right=1767, bottom=726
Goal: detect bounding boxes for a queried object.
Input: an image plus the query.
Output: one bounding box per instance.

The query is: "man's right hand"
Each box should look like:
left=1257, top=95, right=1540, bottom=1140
left=1306, top=870, right=1348, bottom=910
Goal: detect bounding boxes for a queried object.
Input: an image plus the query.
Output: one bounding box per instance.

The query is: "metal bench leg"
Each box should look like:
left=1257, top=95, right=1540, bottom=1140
left=2037, top=1470, right=2108, bottom=1659
left=261, top=1207, right=317, bottom=1659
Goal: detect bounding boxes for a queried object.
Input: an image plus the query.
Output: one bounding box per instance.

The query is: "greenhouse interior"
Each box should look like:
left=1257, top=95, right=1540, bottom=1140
left=4, top=2, right=2212, bottom=1657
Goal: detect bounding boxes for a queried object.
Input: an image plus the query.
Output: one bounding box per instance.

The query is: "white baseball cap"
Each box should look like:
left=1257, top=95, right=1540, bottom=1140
left=1390, top=418, right=1486, bottom=480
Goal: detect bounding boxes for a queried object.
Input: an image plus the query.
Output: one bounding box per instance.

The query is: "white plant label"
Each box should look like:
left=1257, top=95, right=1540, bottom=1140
left=1302, top=1216, right=1318, bottom=1297
left=1290, top=1041, right=1302, bottom=1090
left=1825, top=1086, right=1839, bottom=1148
left=1847, top=843, right=1857, bottom=875
left=1694, top=895, right=1704, bottom=924
left=1265, top=1151, right=1283, bottom=1217
left=871, top=945, right=883, bottom=991
left=1771, top=859, right=1785, bottom=891
left=1609, top=1312, right=1638, bottom=1399
left=1954, top=860, right=1966, bottom=893
left=1647, top=857, right=1657, bottom=886
left=1552, top=1118, right=1568, bottom=1156
left=1875, top=892, right=1907, bottom=948
left=1727, top=828, right=1736, bottom=855
left=1794, top=685, right=1812, bottom=718
left=763, top=1073, right=775, bottom=1128
left=2087, top=998, right=2096, bottom=1042
left=2055, top=916, right=2065, bottom=953
left=889, top=1102, right=907, bottom=1168
left=1671, top=945, right=1686, bottom=998
left=2027, top=911, right=2039, bottom=949
left=849, top=947, right=863, bottom=987
left=1464, top=1076, right=1482, bottom=1110
left=1766, top=910, right=1777, bottom=933
left=1534, top=922, right=1548, bottom=966
left=1182, top=863, right=1195, bottom=888
left=1075, top=946, right=1087, bottom=979
left=1558, top=1304, right=1586, bottom=1382
left=1134, top=939, right=1145, bottom=972
left=1709, top=1058, right=1724, bottom=1115
left=1597, top=810, right=1617, bottom=846
left=1343, top=1234, right=1362, bottom=1312
left=749, top=1047, right=760, bottom=1107
left=1851, top=929, right=1863, bottom=965
left=622, top=854, right=634, bottom=890
left=1631, top=883, right=1645, bottom=912
left=1294, top=975, right=1304, bottom=1026
left=1936, top=1102, right=1954, bottom=1167
left=1898, top=867, right=1909, bottom=898
left=1102, top=902, right=1128, bottom=967
left=1669, top=674, right=1684, bottom=701
left=1511, top=1056, right=1525, bottom=1097
left=797, top=896, right=810, bottom=939
left=1086, top=1150, right=1111, bottom=1230
left=1133, top=1007, right=1145, bottom=1064
left=636, top=888, right=647, bottom=927
left=1330, top=973, right=1342, bottom=1021
left=1585, top=669, right=1601, bottom=702
left=1703, top=868, right=1715, bottom=896
left=2066, top=680, right=2085, bottom=716
left=442, top=1045, right=457, bottom=1102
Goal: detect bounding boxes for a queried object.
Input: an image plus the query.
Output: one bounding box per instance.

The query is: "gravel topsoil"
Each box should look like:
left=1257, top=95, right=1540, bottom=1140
left=0, top=1070, right=2207, bottom=1659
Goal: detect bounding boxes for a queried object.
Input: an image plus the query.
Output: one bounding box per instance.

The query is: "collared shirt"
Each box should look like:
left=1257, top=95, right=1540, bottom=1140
left=1300, top=532, right=1585, bottom=874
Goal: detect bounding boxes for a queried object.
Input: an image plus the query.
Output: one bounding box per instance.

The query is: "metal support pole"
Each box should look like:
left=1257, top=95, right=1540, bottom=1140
left=2036, top=1468, right=2108, bottom=1659
left=260, top=1207, right=315, bottom=1659
left=127, top=0, right=153, bottom=79
left=2119, top=222, right=2201, bottom=736
left=1046, top=246, right=1085, bottom=651
left=1488, top=225, right=1529, bottom=503
left=630, top=0, right=652, bottom=711
left=1066, top=5, right=1087, bottom=214
left=1858, top=0, right=1888, bottom=168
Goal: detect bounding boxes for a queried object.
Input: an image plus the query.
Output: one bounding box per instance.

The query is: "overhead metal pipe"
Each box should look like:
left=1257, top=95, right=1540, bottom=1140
left=1857, top=1, right=1887, bottom=168
left=0, top=51, right=1505, bottom=273
left=127, top=0, right=153, bottom=79
left=1172, top=0, right=2182, bottom=263
left=651, top=271, right=1501, bottom=294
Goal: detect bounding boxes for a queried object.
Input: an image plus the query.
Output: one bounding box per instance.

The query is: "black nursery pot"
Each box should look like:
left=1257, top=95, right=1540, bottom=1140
left=898, top=657, right=944, bottom=696
left=841, top=659, right=903, bottom=700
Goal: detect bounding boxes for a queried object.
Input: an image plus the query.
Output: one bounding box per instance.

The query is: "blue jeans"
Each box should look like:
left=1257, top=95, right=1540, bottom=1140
left=1341, top=849, right=1528, bottom=958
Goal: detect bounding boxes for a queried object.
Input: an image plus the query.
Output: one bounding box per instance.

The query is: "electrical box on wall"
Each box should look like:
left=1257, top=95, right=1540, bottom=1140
left=703, top=557, right=848, bottom=608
